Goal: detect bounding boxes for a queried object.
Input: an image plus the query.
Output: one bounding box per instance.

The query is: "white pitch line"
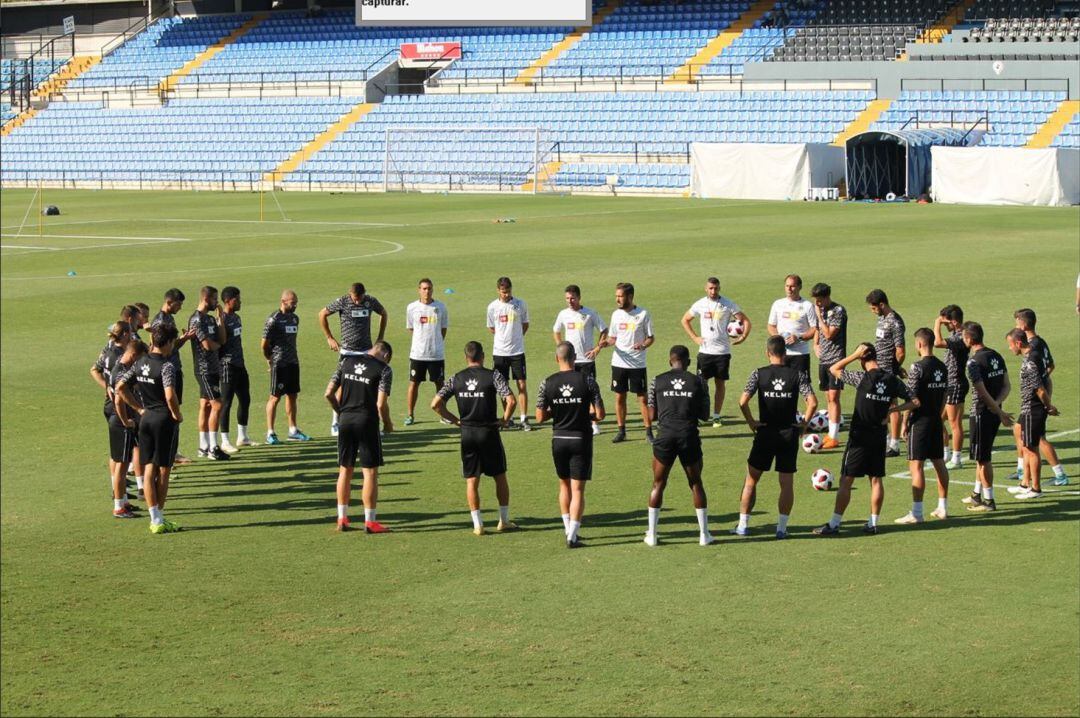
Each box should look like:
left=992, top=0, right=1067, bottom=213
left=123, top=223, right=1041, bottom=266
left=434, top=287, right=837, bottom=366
left=0, top=234, right=192, bottom=242
left=150, top=218, right=407, bottom=228
left=0, top=219, right=118, bottom=230
left=0, top=239, right=192, bottom=257
left=888, top=428, right=1080, bottom=480
left=1, top=245, right=59, bottom=251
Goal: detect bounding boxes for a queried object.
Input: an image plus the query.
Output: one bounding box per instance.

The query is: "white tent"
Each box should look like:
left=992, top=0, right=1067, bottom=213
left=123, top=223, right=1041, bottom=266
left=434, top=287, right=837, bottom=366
left=931, top=146, right=1080, bottom=206
left=690, top=143, right=844, bottom=201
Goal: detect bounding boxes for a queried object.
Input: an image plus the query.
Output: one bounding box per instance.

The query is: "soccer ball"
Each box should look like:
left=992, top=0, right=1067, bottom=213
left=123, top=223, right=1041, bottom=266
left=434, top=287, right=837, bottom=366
left=802, top=433, right=823, bottom=453
left=726, top=319, right=745, bottom=338
left=811, top=468, right=834, bottom=491
left=808, top=411, right=829, bottom=432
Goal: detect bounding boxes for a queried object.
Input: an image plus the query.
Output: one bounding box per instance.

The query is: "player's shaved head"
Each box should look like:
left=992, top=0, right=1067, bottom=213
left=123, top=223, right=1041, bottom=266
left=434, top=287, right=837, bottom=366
left=281, top=290, right=297, bottom=301
left=766, top=335, right=786, bottom=358
left=914, top=327, right=934, bottom=347
left=556, top=341, right=576, bottom=364
left=372, top=340, right=393, bottom=362
left=200, top=285, right=218, bottom=299
left=464, top=341, right=485, bottom=363
left=669, top=345, right=690, bottom=368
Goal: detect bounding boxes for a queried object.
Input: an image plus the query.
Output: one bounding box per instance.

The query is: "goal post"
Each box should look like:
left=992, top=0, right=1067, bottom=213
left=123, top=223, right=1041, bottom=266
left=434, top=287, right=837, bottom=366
left=383, top=126, right=558, bottom=193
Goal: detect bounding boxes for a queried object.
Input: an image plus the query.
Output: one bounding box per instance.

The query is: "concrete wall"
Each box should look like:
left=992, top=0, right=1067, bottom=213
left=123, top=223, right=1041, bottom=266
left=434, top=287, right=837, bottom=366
left=744, top=59, right=1080, bottom=99
left=907, top=40, right=1080, bottom=59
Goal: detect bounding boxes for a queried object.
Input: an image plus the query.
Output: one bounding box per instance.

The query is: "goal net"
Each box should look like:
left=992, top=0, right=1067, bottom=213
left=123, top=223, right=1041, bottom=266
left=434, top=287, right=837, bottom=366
left=383, top=126, right=559, bottom=193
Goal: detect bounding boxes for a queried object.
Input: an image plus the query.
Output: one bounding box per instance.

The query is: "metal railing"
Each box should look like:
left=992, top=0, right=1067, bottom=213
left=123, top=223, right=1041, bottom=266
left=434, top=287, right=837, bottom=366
left=3, top=32, right=75, bottom=112
left=99, top=6, right=173, bottom=60
left=899, top=77, right=1072, bottom=95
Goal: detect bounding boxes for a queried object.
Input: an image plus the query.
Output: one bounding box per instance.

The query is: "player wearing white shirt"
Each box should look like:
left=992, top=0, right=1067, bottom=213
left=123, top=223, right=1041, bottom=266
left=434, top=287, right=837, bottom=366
left=553, top=284, right=609, bottom=435
left=604, top=282, right=655, bottom=444
left=767, top=274, right=817, bottom=379
left=680, top=276, right=751, bottom=427
left=404, top=278, right=449, bottom=426
left=486, top=276, right=531, bottom=430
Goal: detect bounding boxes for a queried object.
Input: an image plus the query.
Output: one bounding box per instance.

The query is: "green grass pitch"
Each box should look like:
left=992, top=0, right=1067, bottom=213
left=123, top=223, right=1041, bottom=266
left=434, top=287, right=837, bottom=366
left=1, top=189, right=1078, bottom=716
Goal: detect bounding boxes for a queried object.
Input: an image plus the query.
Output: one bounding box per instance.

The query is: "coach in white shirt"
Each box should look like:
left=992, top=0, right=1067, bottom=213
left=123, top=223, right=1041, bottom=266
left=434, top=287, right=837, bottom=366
left=767, top=274, right=817, bottom=379
left=681, top=276, right=751, bottom=426
left=553, top=283, right=608, bottom=435
left=404, top=277, right=449, bottom=426
left=486, top=276, right=531, bottom=430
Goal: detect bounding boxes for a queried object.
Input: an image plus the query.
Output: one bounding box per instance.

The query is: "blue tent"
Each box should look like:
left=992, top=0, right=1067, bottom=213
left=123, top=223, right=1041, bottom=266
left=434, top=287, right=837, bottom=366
left=845, top=127, right=981, bottom=200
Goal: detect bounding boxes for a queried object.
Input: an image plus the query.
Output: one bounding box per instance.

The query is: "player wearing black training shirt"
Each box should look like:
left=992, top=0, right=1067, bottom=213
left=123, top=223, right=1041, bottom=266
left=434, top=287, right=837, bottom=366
left=326, top=342, right=394, bottom=533
left=262, top=290, right=309, bottom=444
left=813, top=343, right=915, bottom=536
left=866, top=289, right=906, bottom=457
left=106, top=337, right=146, bottom=519
left=188, top=286, right=230, bottom=461
left=1005, top=329, right=1058, bottom=500
left=1008, top=308, right=1068, bottom=486
left=433, top=341, right=518, bottom=536
left=734, top=336, right=817, bottom=540
left=218, top=286, right=253, bottom=452
left=811, top=283, right=846, bottom=449
left=895, top=328, right=950, bottom=525
left=319, top=282, right=388, bottom=437
left=535, top=342, right=606, bottom=549
left=934, top=305, right=968, bottom=469
left=91, top=321, right=133, bottom=501
left=151, top=288, right=196, bottom=464
left=643, top=345, right=714, bottom=547
left=960, top=322, right=1013, bottom=512
left=115, top=323, right=183, bottom=535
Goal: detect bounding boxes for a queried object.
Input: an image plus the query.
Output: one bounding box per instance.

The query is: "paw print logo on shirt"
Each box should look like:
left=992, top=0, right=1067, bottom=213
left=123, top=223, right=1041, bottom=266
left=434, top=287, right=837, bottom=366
left=875, top=381, right=887, bottom=395
left=771, top=378, right=785, bottom=391
left=934, top=370, right=944, bottom=382
left=465, top=378, right=479, bottom=391
left=354, top=362, right=365, bottom=374
left=672, top=379, right=685, bottom=390
left=990, top=358, right=1000, bottom=370
left=141, top=364, right=151, bottom=376
left=560, top=384, right=574, bottom=397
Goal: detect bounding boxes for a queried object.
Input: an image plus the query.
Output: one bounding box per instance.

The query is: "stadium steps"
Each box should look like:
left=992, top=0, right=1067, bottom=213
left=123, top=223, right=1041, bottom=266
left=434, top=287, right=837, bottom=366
left=520, top=160, right=564, bottom=191
left=514, top=0, right=623, bottom=85
left=831, top=98, right=893, bottom=146
left=897, top=0, right=979, bottom=59
left=1, top=56, right=99, bottom=136
left=158, top=15, right=267, bottom=93
left=665, top=0, right=777, bottom=84
left=264, top=101, right=377, bottom=182
left=1026, top=99, right=1080, bottom=148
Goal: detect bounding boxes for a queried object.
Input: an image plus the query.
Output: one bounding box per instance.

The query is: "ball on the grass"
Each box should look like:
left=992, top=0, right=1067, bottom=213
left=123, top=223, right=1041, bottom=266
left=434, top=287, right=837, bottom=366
left=811, top=468, right=834, bottom=491
left=808, top=411, right=829, bottom=432
left=802, top=433, right=823, bottom=454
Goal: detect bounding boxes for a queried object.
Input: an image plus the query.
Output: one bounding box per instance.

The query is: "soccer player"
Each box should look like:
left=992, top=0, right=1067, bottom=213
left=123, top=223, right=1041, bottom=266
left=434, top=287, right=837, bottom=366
left=433, top=341, right=517, bottom=535
left=865, top=289, right=906, bottom=457
left=151, top=289, right=196, bottom=464
left=263, top=290, right=309, bottom=444
left=644, top=345, right=714, bottom=546
left=733, top=335, right=817, bottom=539
left=680, top=277, right=751, bottom=427
left=110, top=339, right=147, bottom=517
left=767, top=274, right=817, bottom=381
left=959, top=322, right=1012, bottom=513
left=552, top=284, right=608, bottom=435
left=486, top=277, right=530, bottom=430
left=535, top=342, right=606, bottom=549
left=1005, top=329, right=1059, bottom=500
left=218, top=286, right=254, bottom=452
left=605, top=282, right=655, bottom=444
left=115, top=323, right=183, bottom=535
left=895, top=328, right=950, bottom=524
left=934, top=304, right=968, bottom=469
left=320, top=282, right=388, bottom=437
left=92, top=321, right=133, bottom=496
left=810, top=282, right=846, bottom=449
left=325, top=341, right=394, bottom=533
left=1007, top=309, right=1068, bottom=486
left=188, top=286, right=230, bottom=461
left=812, top=343, right=916, bottom=536
left=404, top=278, right=449, bottom=426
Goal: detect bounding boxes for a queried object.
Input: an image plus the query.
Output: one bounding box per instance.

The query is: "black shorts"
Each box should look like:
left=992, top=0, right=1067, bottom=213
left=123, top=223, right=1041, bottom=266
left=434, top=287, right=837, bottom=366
left=197, top=373, right=221, bottom=401
left=138, top=410, right=178, bottom=468
left=460, top=426, right=507, bottom=478
left=270, top=363, right=300, bottom=397
left=409, top=359, right=445, bottom=384
left=946, top=381, right=969, bottom=406
left=611, top=366, right=647, bottom=394
left=337, top=414, right=383, bottom=469
left=573, top=362, right=597, bottom=380
left=747, top=427, right=799, bottom=474
left=493, top=354, right=526, bottom=382
left=907, top=417, right=944, bottom=461
left=841, top=426, right=888, bottom=478
left=108, top=415, right=136, bottom=463
left=969, top=412, right=1001, bottom=463
left=552, top=434, right=594, bottom=480
left=696, top=353, right=731, bottom=381
left=818, top=362, right=844, bottom=391
left=784, top=353, right=811, bottom=378
left=1020, top=409, right=1047, bottom=451
left=653, top=431, right=704, bottom=469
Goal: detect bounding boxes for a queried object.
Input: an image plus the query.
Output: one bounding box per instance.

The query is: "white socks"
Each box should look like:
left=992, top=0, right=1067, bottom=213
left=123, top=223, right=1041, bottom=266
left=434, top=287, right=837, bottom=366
left=952, top=450, right=962, bottom=463
left=1052, top=464, right=1066, bottom=478
left=912, top=501, right=924, bottom=519
left=937, top=497, right=947, bottom=512
left=647, top=507, right=660, bottom=535
left=888, top=437, right=900, bottom=451
left=199, top=431, right=210, bottom=450
left=113, top=498, right=124, bottom=510
left=470, top=509, right=483, bottom=529
left=737, top=513, right=750, bottom=531
left=238, top=425, right=250, bottom=441
left=828, top=512, right=843, bottom=529
left=561, top=513, right=570, bottom=533
left=149, top=506, right=163, bottom=525
left=498, top=505, right=510, bottom=524
left=288, top=425, right=299, bottom=436
left=135, top=475, right=143, bottom=490
left=364, top=508, right=376, bottom=522
left=828, top=422, right=839, bottom=440
left=1017, top=457, right=1025, bottom=470
left=337, top=504, right=348, bottom=520
left=869, top=514, right=879, bottom=528
left=332, top=411, right=339, bottom=424
left=776, top=513, right=789, bottom=533
left=982, top=486, right=994, bottom=502
left=567, top=520, right=581, bottom=542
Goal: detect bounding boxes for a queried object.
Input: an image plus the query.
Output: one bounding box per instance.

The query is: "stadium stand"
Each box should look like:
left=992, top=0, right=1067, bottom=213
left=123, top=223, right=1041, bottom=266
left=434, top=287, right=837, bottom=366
left=1050, top=115, right=1080, bottom=147
left=697, top=2, right=821, bottom=76
left=965, top=16, right=1079, bottom=41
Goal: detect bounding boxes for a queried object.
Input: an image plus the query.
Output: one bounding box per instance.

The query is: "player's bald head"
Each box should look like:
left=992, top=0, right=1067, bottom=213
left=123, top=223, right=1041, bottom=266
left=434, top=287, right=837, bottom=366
left=281, top=290, right=297, bottom=302
left=556, top=341, right=576, bottom=364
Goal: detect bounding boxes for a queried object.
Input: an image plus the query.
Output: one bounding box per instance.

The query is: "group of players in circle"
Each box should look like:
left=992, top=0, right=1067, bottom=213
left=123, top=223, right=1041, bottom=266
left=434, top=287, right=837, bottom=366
left=90, top=274, right=1067, bottom=545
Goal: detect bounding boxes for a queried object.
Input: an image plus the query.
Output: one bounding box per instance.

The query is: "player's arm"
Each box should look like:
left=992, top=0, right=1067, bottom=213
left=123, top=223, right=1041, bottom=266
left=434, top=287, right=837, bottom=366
left=165, top=388, right=182, bottom=424
left=589, top=376, right=606, bottom=423
left=324, top=374, right=342, bottom=413
left=90, top=365, right=109, bottom=392
left=430, top=394, right=459, bottom=426
left=377, top=390, right=393, bottom=434
left=553, top=330, right=563, bottom=345
left=739, top=370, right=761, bottom=431
left=376, top=306, right=388, bottom=343
left=647, top=378, right=658, bottom=424
left=261, top=338, right=273, bottom=363
left=973, top=380, right=1013, bottom=425
left=681, top=310, right=702, bottom=345
left=996, top=372, right=1011, bottom=408
left=830, top=345, right=866, bottom=379
left=1036, top=384, right=1059, bottom=416
left=933, top=315, right=949, bottom=349
left=638, top=334, right=655, bottom=350
left=695, top=377, right=710, bottom=422
left=487, top=306, right=496, bottom=335
left=215, top=308, right=227, bottom=345
left=587, top=328, right=609, bottom=360
left=733, top=311, right=751, bottom=344
left=533, top=381, right=549, bottom=424
left=114, top=390, right=135, bottom=428
left=318, top=307, right=340, bottom=352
